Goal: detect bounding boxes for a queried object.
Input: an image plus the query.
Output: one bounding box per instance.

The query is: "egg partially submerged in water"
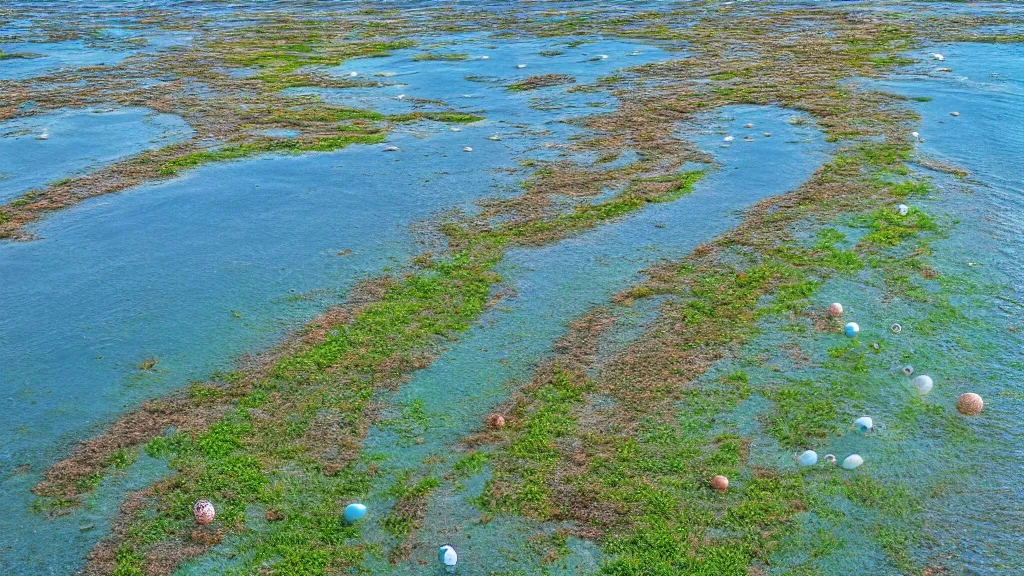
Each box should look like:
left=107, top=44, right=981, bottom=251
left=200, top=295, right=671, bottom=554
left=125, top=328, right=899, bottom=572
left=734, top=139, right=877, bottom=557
left=957, top=393, right=983, bottom=415
left=439, top=545, right=458, bottom=571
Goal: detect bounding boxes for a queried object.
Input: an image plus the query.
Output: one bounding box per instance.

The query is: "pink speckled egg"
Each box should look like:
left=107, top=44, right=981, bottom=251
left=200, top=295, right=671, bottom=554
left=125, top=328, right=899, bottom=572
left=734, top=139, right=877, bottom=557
left=711, top=475, right=729, bottom=492
left=193, top=499, right=215, bottom=525
left=828, top=303, right=844, bottom=317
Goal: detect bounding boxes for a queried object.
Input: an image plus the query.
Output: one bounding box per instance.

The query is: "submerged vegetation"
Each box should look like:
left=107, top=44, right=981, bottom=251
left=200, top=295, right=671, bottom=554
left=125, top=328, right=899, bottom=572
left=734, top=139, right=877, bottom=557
left=5, top=0, right=1022, bottom=574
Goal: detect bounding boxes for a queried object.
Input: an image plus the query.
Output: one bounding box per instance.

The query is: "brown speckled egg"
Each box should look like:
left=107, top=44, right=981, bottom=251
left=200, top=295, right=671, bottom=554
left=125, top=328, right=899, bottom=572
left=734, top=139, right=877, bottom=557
left=956, top=393, right=984, bottom=416
left=487, top=413, right=506, bottom=429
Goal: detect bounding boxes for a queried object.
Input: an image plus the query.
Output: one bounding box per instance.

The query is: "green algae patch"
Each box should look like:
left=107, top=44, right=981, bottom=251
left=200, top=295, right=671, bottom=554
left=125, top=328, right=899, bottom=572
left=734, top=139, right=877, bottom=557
left=386, top=111, right=485, bottom=123
left=489, top=170, right=705, bottom=245
left=507, top=73, right=577, bottom=91
left=412, top=52, right=468, bottom=61
left=0, top=50, right=42, bottom=60
left=478, top=367, right=590, bottom=519
left=155, top=133, right=385, bottom=176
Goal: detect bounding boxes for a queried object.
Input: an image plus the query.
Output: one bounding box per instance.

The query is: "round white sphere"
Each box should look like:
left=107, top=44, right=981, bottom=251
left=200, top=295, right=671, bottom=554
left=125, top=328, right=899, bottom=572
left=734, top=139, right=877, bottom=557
left=912, top=375, right=934, bottom=395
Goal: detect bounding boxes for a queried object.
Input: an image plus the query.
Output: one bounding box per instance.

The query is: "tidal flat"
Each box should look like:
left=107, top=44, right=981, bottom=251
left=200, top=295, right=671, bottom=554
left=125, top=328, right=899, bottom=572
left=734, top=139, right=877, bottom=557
left=1, top=1, right=1022, bottom=575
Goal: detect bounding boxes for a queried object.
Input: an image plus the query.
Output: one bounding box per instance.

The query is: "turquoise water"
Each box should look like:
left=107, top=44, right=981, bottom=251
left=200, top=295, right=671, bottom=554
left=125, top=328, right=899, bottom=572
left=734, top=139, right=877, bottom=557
left=0, top=126, right=524, bottom=574
left=762, top=42, right=1024, bottom=574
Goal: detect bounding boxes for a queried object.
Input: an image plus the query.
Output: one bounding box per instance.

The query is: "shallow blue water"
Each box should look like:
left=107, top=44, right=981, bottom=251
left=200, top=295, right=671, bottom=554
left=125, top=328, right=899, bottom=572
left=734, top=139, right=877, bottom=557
left=0, top=40, right=128, bottom=80
left=0, top=107, right=193, bottom=203
left=2, top=2, right=1022, bottom=574
left=289, top=35, right=676, bottom=168
left=0, top=125, right=519, bottom=575
left=0, top=26, right=191, bottom=81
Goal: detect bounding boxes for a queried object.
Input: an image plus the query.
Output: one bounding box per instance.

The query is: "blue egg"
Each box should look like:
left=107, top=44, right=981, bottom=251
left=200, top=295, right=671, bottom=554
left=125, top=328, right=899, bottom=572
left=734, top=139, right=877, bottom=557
left=844, top=322, right=859, bottom=337
left=343, top=503, right=367, bottom=524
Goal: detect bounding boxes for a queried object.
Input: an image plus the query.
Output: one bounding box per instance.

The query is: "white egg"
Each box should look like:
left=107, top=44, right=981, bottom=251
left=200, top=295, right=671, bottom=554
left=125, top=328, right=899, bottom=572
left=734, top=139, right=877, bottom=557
left=912, top=375, right=933, bottom=395
left=842, top=454, right=864, bottom=470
